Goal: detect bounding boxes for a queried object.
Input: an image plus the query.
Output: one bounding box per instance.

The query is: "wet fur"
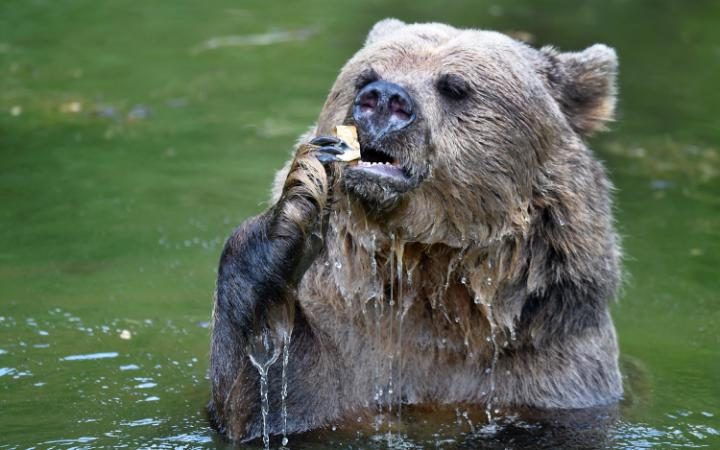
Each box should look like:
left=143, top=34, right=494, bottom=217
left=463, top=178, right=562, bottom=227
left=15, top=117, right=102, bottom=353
left=209, top=20, right=622, bottom=442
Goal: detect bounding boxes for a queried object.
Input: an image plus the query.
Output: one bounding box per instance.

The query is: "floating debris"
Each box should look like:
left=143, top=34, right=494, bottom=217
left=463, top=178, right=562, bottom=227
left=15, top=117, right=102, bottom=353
left=119, top=329, right=132, bottom=340
left=191, top=27, right=319, bottom=54
left=60, top=101, right=82, bottom=114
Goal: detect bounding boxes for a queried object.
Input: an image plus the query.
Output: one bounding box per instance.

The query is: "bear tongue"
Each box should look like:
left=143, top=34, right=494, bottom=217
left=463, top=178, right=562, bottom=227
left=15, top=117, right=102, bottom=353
left=356, top=160, right=406, bottom=178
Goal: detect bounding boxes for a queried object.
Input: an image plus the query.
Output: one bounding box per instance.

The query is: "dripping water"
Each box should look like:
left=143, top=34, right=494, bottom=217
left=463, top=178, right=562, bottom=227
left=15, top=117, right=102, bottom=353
left=248, top=330, right=281, bottom=450
left=345, top=193, right=353, bottom=218
left=370, top=232, right=379, bottom=303
left=387, top=232, right=396, bottom=439
left=484, top=300, right=499, bottom=424
left=443, top=246, right=469, bottom=292
left=394, top=239, right=406, bottom=430
left=371, top=231, right=383, bottom=430
left=281, top=330, right=291, bottom=448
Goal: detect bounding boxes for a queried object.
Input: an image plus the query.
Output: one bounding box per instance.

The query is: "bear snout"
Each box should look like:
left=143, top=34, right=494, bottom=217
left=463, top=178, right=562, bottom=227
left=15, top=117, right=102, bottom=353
left=353, top=80, right=416, bottom=140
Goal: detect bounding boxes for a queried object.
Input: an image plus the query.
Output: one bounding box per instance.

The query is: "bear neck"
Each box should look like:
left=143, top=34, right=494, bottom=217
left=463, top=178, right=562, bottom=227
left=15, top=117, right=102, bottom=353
left=299, top=203, right=528, bottom=357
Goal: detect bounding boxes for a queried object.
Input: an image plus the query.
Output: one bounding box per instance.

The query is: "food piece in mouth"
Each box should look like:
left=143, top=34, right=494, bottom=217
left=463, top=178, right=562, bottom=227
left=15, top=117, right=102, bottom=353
left=334, top=125, right=408, bottom=180
left=333, top=125, right=361, bottom=161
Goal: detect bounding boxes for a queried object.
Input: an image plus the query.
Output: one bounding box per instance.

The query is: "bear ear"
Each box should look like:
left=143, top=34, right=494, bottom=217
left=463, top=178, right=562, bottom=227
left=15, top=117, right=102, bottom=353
left=541, top=44, right=618, bottom=137
left=365, top=18, right=406, bottom=46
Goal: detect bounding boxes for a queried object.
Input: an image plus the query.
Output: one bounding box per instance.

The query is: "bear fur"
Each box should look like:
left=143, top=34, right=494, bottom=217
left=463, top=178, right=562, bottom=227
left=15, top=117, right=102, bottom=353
left=209, top=19, right=623, bottom=442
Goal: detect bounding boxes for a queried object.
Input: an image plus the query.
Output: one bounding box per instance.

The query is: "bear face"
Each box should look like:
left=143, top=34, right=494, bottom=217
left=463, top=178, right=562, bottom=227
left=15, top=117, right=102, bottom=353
left=312, top=19, right=617, bottom=247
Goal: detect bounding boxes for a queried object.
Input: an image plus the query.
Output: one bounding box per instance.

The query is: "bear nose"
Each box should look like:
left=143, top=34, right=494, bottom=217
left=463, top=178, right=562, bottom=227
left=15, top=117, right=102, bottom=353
left=353, top=80, right=415, bottom=138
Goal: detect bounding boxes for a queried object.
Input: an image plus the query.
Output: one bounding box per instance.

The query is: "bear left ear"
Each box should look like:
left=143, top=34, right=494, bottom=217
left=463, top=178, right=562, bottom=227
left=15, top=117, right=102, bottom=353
left=541, top=44, right=618, bottom=137
left=365, top=18, right=406, bottom=46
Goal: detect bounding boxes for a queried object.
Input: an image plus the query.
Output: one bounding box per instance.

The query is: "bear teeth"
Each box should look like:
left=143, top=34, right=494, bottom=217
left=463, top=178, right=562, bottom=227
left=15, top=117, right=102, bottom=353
left=359, top=161, right=392, bottom=166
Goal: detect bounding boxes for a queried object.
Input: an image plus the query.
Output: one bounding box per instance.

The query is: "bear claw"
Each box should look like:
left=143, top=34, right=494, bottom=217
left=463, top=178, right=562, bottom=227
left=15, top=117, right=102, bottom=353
left=311, top=136, right=352, bottom=165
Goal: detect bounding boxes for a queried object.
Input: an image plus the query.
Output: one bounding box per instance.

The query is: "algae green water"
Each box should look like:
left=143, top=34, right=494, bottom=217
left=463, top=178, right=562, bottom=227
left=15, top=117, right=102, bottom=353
left=1, top=1, right=718, bottom=448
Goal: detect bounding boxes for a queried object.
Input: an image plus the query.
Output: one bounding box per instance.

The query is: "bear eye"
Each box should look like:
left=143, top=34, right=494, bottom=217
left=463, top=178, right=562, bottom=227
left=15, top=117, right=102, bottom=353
left=355, top=69, right=379, bottom=90
left=437, top=74, right=471, bottom=101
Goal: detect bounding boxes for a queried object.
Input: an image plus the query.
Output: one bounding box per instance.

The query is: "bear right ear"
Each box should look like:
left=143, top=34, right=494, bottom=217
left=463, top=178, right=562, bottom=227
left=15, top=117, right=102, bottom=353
left=541, top=44, right=619, bottom=137
left=365, top=18, right=406, bottom=46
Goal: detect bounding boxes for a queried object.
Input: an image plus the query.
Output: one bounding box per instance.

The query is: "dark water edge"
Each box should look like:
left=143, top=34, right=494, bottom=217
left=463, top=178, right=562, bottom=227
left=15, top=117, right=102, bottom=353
left=1, top=0, right=718, bottom=448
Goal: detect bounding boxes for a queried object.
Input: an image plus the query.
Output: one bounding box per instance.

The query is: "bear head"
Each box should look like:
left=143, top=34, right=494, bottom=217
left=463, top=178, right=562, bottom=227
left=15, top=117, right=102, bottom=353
left=314, top=19, right=618, bottom=247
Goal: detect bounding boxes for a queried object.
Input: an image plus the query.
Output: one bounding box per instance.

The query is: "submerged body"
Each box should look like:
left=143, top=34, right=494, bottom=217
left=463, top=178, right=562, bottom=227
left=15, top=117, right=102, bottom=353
left=209, top=20, right=623, bottom=442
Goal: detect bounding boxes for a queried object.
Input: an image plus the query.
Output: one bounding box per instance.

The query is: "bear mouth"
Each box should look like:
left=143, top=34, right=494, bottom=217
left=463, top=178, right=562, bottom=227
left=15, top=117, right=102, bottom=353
left=341, top=137, right=427, bottom=211
left=354, top=146, right=409, bottom=180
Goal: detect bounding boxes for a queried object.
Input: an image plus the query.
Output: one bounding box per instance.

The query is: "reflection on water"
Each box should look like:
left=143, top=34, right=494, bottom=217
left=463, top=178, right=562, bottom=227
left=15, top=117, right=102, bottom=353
left=0, top=0, right=718, bottom=448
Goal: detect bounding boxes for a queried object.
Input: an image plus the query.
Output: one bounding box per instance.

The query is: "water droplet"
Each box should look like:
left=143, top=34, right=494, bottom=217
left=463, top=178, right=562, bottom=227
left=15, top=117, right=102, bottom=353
left=282, top=437, right=289, bottom=446
left=474, top=296, right=481, bottom=305
left=460, top=276, right=468, bottom=285
left=334, top=261, right=342, bottom=269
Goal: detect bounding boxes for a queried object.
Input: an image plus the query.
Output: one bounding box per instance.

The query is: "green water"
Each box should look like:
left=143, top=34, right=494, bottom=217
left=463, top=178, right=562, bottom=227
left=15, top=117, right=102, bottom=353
left=1, top=0, right=718, bottom=448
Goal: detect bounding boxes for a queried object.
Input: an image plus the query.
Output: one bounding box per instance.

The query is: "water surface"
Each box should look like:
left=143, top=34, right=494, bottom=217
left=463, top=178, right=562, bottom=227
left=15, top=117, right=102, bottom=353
left=1, top=0, right=718, bottom=448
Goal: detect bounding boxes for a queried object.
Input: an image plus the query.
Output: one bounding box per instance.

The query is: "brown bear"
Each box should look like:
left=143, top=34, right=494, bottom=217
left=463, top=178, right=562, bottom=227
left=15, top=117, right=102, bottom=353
left=209, top=19, right=623, bottom=443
